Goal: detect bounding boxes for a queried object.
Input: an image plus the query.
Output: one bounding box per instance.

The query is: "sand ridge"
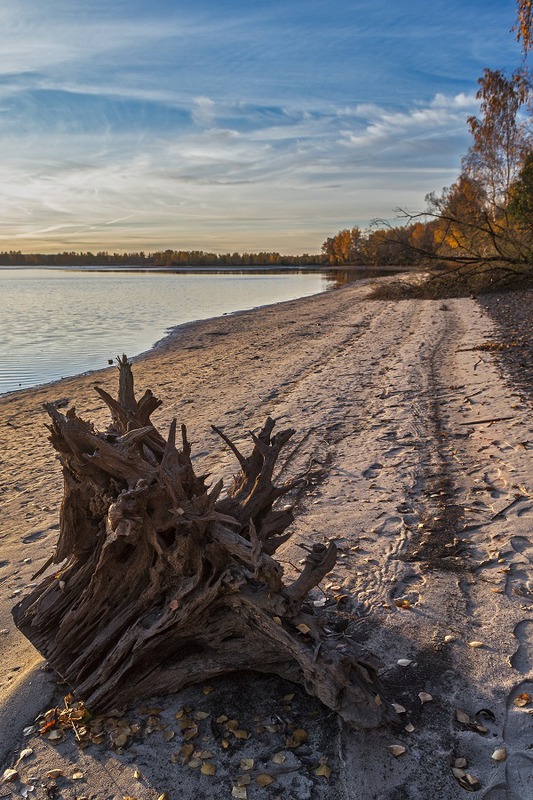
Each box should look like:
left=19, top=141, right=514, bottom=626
left=0, top=281, right=531, bottom=799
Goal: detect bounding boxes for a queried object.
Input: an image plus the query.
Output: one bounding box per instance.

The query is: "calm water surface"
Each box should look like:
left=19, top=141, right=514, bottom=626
left=1, top=267, right=335, bottom=395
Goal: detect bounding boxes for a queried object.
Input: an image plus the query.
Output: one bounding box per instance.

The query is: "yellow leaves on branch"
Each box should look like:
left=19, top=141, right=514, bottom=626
left=515, top=0, right=533, bottom=53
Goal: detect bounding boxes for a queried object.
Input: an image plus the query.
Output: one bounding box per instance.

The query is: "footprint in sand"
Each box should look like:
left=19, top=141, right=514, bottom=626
left=481, top=684, right=533, bottom=799
left=482, top=754, right=533, bottom=800
left=504, top=536, right=533, bottom=601
left=21, top=528, right=49, bottom=544
left=510, top=535, right=533, bottom=560
left=389, top=571, right=424, bottom=602
left=509, top=620, right=533, bottom=671
left=477, top=611, right=533, bottom=799
left=362, top=462, right=383, bottom=479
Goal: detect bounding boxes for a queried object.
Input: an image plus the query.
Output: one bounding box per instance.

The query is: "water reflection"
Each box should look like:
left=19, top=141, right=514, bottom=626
left=0, top=266, right=408, bottom=395
left=321, top=266, right=412, bottom=289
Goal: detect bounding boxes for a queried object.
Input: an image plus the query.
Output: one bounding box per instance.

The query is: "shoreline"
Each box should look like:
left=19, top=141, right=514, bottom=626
left=0, top=268, right=407, bottom=400
left=1, top=280, right=531, bottom=798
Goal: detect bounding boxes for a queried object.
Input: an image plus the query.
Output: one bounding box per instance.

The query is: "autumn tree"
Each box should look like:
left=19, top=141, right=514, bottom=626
left=508, top=151, right=533, bottom=219
left=424, top=175, right=489, bottom=255
left=321, top=227, right=363, bottom=264
left=463, top=69, right=531, bottom=213
left=515, top=0, right=533, bottom=55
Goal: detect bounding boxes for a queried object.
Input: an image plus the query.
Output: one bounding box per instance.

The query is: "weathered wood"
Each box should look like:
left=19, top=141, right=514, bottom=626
left=13, top=356, right=397, bottom=729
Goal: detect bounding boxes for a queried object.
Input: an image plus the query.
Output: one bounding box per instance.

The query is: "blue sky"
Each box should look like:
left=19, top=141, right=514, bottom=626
left=0, top=0, right=522, bottom=254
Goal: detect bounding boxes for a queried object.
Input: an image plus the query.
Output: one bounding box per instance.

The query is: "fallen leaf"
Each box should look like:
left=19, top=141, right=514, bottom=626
left=225, top=720, right=239, bottom=731
left=272, top=616, right=282, bottom=625
left=394, top=599, right=412, bottom=610
left=256, top=774, right=274, bottom=787
left=231, top=787, right=247, bottom=799
left=462, top=774, right=481, bottom=791
left=157, top=793, right=169, bottom=800
left=200, top=763, right=216, bottom=776
left=314, top=763, right=332, bottom=778
left=392, top=703, right=406, bottom=714
left=452, top=767, right=466, bottom=779
left=513, top=693, right=532, bottom=707
left=162, top=729, right=175, bottom=742
left=455, top=709, right=470, bottom=724
left=114, top=733, right=129, bottom=748
left=418, top=692, right=433, bottom=704
left=472, top=722, right=489, bottom=734
left=286, top=728, right=308, bottom=747
left=468, top=641, right=484, bottom=648
left=215, top=714, right=228, bottom=724
left=202, top=686, right=214, bottom=695
left=240, top=759, right=254, bottom=771
left=188, top=758, right=202, bottom=769
left=388, top=745, right=406, bottom=757
left=234, top=730, right=249, bottom=740
left=404, top=722, right=415, bottom=733
left=271, top=753, right=286, bottom=765
left=282, top=693, right=295, bottom=702
left=296, top=623, right=311, bottom=634
left=491, top=748, right=507, bottom=762
left=444, top=634, right=456, bottom=643
left=2, top=769, right=19, bottom=783
left=183, top=725, right=199, bottom=741
left=397, top=659, right=412, bottom=667
left=235, top=774, right=251, bottom=787
left=168, top=599, right=179, bottom=611
left=46, top=770, right=63, bottom=780
left=133, top=770, right=142, bottom=780
left=193, top=711, right=210, bottom=720
left=71, top=773, right=84, bottom=780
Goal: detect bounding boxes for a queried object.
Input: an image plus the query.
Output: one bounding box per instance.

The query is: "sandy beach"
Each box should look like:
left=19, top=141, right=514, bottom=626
left=1, top=279, right=532, bottom=799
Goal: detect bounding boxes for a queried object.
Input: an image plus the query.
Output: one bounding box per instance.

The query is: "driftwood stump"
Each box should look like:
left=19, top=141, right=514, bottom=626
left=13, top=356, right=396, bottom=728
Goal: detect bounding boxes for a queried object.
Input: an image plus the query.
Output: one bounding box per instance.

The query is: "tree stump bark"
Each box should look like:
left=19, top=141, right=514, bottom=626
left=13, top=356, right=397, bottom=729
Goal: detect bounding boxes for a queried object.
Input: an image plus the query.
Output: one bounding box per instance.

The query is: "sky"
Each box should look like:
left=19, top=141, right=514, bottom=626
left=0, top=0, right=523, bottom=255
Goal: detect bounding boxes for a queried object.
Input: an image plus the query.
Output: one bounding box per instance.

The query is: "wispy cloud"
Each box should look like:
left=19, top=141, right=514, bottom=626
left=0, top=0, right=522, bottom=252
left=0, top=91, right=479, bottom=251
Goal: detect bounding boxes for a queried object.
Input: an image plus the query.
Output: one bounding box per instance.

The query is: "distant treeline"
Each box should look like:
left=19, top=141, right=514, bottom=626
left=0, top=250, right=324, bottom=267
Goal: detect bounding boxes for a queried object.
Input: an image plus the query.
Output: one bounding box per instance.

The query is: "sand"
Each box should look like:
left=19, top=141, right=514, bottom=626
left=0, top=280, right=531, bottom=799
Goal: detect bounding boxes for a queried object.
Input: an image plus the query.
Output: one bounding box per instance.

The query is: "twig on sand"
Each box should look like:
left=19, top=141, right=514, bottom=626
left=458, top=416, right=514, bottom=426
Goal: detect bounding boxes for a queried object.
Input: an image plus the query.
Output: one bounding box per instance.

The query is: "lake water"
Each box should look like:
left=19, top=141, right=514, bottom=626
left=0, top=267, right=340, bottom=395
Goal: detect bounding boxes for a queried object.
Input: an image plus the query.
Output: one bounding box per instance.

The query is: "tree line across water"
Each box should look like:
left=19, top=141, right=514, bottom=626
left=0, top=250, right=323, bottom=267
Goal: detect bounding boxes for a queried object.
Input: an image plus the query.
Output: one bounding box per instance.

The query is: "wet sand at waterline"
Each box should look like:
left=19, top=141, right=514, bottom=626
left=1, top=279, right=532, bottom=799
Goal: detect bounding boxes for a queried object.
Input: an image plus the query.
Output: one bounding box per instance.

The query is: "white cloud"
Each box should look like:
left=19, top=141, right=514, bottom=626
left=191, top=96, right=216, bottom=127
left=339, top=93, right=479, bottom=159
left=0, top=89, right=476, bottom=253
